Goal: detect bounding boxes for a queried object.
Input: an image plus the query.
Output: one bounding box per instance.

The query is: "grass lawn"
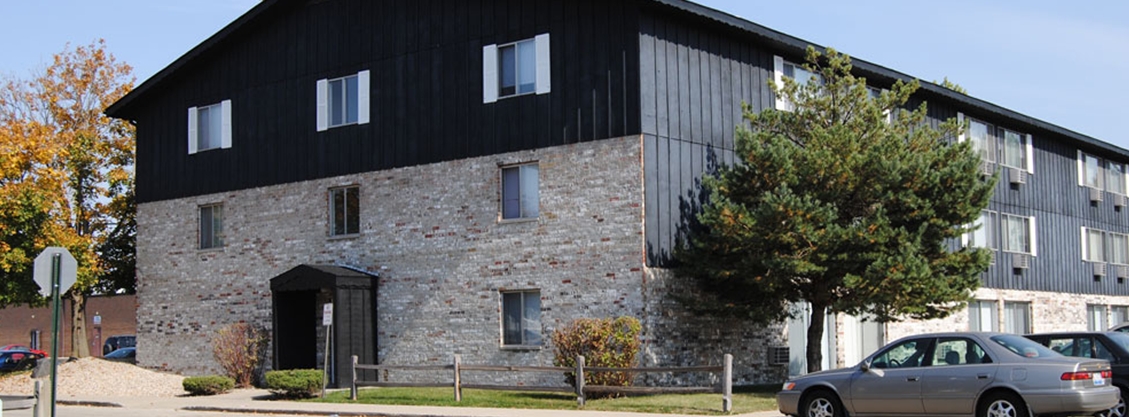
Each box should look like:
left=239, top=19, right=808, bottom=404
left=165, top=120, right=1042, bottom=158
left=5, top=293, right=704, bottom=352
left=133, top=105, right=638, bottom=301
left=309, top=385, right=779, bottom=415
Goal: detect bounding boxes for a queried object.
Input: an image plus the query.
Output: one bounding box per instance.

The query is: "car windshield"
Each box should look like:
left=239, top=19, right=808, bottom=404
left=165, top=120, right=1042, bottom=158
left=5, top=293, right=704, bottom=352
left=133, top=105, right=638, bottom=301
left=992, top=334, right=1061, bottom=358
left=1105, top=332, right=1129, bottom=351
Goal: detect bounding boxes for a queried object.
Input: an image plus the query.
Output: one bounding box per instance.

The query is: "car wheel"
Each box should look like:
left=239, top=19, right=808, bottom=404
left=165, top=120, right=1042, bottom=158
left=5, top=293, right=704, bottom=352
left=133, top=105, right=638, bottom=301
left=802, top=389, right=844, bottom=417
left=978, top=392, right=1028, bottom=417
left=1096, top=387, right=1127, bottom=417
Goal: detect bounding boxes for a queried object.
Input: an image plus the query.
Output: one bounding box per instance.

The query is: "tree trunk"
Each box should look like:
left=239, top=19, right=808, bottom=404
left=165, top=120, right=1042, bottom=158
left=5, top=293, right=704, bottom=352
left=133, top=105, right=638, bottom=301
left=70, top=293, right=90, bottom=358
left=806, top=302, right=827, bottom=373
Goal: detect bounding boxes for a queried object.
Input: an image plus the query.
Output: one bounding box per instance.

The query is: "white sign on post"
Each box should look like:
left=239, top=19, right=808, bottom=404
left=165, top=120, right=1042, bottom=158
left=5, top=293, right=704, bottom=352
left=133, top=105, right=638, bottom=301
left=33, top=247, right=77, bottom=297
left=323, top=303, right=333, bottom=326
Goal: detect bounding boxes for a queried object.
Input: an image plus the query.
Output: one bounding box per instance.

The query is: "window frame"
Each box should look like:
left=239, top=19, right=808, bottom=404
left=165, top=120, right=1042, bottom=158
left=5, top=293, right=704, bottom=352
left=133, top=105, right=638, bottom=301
left=316, top=70, right=370, bottom=132
left=187, top=100, right=232, bottom=154
left=1000, top=213, right=1036, bottom=256
left=772, top=56, right=824, bottom=112
left=1082, top=227, right=1107, bottom=262
left=1108, top=160, right=1127, bottom=195
left=500, top=163, right=540, bottom=221
left=328, top=186, right=360, bottom=237
left=965, top=210, right=998, bottom=251
left=198, top=203, right=224, bottom=250
left=500, top=289, right=542, bottom=348
left=968, top=299, right=999, bottom=332
left=1079, top=151, right=1106, bottom=190
left=1003, top=301, right=1031, bottom=334
left=1088, top=304, right=1108, bottom=332
left=998, top=127, right=1028, bottom=171
left=964, top=117, right=997, bottom=165
left=483, top=33, right=550, bottom=103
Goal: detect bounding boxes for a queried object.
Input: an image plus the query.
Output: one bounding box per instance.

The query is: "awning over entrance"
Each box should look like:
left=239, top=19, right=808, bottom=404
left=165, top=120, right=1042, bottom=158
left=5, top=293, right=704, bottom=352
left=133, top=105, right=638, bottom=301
left=270, top=264, right=378, bottom=388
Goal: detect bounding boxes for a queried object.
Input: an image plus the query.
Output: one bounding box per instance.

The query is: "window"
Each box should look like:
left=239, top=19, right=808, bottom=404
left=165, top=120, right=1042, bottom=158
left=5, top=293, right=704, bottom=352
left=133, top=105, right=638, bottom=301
left=1109, top=162, right=1126, bottom=195
left=1080, top=152, right=1104, bottom=189
left=773, top=56, right=823, bottom=112
left=930, top=338, right=989, bottom=366
left=999, top=128, right=1027, bottom=170
left=316, top=70, right=370, bottom=131
left=199, top=204, right=224, bottom=249
left=483, top=34, right=550, bottom=103
left=966, top=118, right=996, bottom=164
left=1088, top=304, right=1108, bottom=331
left=966, top=210, right=997, bottom=250
left=329, top=186, right=359, bottom=237
left=1112, top=306, right=1129, bottom=326
left=501, top=164, right=539, bottom=220
left=968, top=300, right=998, bottom=331
left=501, top=290, right=541, bottom=346
left=1083, top=228, right=1106, bottom=262
left=1003, top=301, right=1030, bottom=334
left=1001, top=214, right=1035, bottom=255
left=870, top=337, right=933, bottom=369
left=187, top=100, right=232, bottom=154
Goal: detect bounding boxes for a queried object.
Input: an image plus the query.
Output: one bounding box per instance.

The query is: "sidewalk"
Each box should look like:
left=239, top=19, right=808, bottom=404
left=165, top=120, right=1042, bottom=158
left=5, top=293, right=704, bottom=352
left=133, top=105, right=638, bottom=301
left=62, top=388, right=786, bottom=417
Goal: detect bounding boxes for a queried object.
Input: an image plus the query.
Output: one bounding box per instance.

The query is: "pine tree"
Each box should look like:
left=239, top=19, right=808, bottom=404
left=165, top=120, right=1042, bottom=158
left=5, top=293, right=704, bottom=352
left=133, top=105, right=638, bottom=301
left=676, top=47, right=995, bottom=372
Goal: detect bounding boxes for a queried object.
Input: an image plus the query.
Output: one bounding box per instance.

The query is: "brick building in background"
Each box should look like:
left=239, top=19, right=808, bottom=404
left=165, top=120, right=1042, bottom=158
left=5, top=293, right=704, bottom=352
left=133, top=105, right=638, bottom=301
left=0, top=294, right=136, bottom=357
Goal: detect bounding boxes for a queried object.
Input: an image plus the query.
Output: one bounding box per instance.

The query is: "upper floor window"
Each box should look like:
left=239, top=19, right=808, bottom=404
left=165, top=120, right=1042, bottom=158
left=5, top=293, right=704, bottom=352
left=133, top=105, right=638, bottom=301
left=501, top=163, right=539, bottom=220
left=501, top=290, right=541, bottom=347
left=1110, top=162, right=1127, bottom=195
left=1000, top=213, right=1035, bottom=256
left=483, top=34, right=550, bottom=103
left=1083, top=227, right=1106, bottom=262
left=966, top=210, right=998, bottom=251
left=1080, top=152, right=1104, bottom=189
left=317, top=70, right=370, bottom=132
left=772, top=56, right=823, bottom=112
left=957, top=114, right=1033, bottom=174
left=187, top=100, right=232, bottom=154
left=1082, top=227, right=1129, bottom=265
left=999, top=128, right=1027, bottom=170
left=329, top=186, right=359, bottom=237
left=199, top=203, right=224, bottom=249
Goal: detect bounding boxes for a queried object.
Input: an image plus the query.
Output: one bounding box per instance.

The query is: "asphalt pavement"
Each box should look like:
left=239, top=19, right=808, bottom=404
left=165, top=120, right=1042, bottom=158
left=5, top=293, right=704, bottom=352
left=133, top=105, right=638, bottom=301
left=0, top=388, right=786, bottom=417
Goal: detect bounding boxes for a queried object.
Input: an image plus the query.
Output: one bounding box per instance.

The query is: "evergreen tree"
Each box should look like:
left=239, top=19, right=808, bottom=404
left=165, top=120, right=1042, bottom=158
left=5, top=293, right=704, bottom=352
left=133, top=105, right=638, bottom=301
left=677, top=47, right=995, bottom=372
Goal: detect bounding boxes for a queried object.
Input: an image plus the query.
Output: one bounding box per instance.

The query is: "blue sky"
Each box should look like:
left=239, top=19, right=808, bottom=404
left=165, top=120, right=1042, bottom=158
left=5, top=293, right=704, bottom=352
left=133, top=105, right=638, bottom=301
left=2, top=1, right=1126, bottom=150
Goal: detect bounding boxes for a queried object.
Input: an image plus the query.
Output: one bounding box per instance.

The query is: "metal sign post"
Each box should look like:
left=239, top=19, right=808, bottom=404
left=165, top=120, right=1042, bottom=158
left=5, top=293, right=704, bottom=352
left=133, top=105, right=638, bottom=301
left=32, top=247, right=77, bottom=417
left=322, top=303, right=333, bottom=398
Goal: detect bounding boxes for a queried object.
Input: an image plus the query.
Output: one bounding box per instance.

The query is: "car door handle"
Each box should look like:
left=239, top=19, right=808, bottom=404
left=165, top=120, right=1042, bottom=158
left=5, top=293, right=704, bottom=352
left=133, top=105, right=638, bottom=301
left=977, top=374, right=989, bottom=379
left=906, top=377, right=919, bottom=382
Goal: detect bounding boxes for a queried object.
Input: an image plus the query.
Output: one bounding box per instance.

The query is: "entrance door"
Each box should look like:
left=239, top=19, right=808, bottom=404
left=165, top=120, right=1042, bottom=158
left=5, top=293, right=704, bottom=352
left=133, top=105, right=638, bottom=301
left=274, top=290, right=317, bottom=370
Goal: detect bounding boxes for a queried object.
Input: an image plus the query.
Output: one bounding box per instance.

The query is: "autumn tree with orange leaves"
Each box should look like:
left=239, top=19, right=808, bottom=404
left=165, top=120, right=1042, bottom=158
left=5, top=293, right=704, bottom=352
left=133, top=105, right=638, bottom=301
left=0, top=40, right=135, bottom=357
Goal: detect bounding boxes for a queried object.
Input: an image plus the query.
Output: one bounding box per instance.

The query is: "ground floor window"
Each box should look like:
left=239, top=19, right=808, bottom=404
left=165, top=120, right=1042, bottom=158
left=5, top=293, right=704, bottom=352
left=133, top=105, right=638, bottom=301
left=501, top=290, right=541, bottom=347
left=1003, top=301, right=1031, bottom=334
left=968, top=300, right=998, bottom=332
left=1088, top=304, right=1109, bottom=331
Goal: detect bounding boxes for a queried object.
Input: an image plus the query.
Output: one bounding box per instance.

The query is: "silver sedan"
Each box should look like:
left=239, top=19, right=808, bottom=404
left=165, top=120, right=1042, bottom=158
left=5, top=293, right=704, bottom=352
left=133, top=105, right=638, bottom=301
left=777, top=332, right=1119, bottom=417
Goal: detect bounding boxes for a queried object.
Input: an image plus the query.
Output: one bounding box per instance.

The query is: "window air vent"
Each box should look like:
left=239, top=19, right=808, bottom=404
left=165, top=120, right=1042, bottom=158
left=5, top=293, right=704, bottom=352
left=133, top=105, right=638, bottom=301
left=769, top=346, right=790, bottom=365
left=1113, top=194, right=1127, bottom=209
left=1118, top=265, right=1129, bottom=279
left=1094, top=262, right=1108, bottom=277
left=1091, top=187, right=1104, bottom=203
left=1011, top=253, right=1030, bottom=270
left=979, top=161, right=994, bottom=177
left=1008, top=167, right=1026, bottom=185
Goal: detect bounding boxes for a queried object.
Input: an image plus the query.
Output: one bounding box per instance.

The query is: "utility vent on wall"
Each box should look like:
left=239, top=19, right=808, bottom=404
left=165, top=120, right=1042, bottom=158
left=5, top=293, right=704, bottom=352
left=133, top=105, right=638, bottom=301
left=1012, top=253, right=1030, bottom=270
left=1118, top=265, right=1129, bottom=279
left=1009, top=167, right=1026, bottom=185
left=980, top=162, right=994, bottom=177
left=769, top=346, right=790, bottom=365
left=1094, top=262, right=1108, bottom=277
left=1114, top=194, right=1127, bottom=209
left=1091, top=187, right=1104, bottom=203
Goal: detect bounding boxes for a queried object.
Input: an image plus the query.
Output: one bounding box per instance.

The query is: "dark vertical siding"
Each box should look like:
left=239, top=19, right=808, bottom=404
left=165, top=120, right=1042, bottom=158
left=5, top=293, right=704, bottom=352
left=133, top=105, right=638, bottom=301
left=132, top=0, right=642, bottom=203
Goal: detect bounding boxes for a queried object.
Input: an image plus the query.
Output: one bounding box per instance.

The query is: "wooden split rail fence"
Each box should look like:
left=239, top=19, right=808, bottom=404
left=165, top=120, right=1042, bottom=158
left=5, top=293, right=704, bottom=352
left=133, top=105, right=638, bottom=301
left=351, top=353, right=734, bottom=412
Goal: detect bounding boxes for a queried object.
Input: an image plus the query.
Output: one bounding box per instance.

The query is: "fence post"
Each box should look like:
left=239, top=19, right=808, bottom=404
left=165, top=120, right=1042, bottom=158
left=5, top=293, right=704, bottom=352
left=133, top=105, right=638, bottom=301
left=722, top=353, right=733, bottom=413
left=453, top=354, right=462, bottom=402
left=576, top=355, right=586, bottom=407
left=351, top=355, right=358, bottom=401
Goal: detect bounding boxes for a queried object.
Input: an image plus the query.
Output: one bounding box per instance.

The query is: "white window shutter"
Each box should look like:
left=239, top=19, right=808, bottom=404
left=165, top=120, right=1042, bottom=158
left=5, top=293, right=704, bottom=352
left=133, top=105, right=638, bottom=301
left=1025, top=134, right=1034, bottom=174
left=187, top=107, right=198, bottom=155
left=535, top=33, right=551, bottom=95
left=220, top=99, right=232, bottom=149
left=773, top=55, right=786, bottom=110
left=483, top=44, right=498, bottom=103
left=1082, top=227, right=1089, bottom=260
left=357, top=70, right=370, bottom=125
left=316, top=79, right=329, bottom=131
left=1028, top=216, right=1037, bottom=257
left=961, top=226, right=969, bottom=247
left=957, top=112, right=966, bottom=143
left=1077, top=150, right=1085, bottom=186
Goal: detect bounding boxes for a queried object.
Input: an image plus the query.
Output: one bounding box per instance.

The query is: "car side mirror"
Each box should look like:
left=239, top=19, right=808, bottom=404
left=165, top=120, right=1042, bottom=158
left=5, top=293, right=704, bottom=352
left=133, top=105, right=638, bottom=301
left=860, top=359, right=871, bottom=372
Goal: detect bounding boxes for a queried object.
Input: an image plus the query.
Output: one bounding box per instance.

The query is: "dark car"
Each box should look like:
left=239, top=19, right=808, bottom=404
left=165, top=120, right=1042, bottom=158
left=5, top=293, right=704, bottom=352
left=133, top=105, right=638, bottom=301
left=103, top=347, right=136, bottom=364
left=0, top=350, right=45, bottom=372
left=1025, top=331, right=1129, bottom=417
left=103, top=335, right=135, bottom=355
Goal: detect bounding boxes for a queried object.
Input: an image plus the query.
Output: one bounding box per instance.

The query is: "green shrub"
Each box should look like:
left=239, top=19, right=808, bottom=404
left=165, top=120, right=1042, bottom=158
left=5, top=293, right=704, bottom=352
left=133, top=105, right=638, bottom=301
left=211, top=322, right=268, bottom=387
left=551, top=316, right=642, bottom=394
left=183, top=375, right=235, bottom=396
left=264, top=369, right=323, bottom=398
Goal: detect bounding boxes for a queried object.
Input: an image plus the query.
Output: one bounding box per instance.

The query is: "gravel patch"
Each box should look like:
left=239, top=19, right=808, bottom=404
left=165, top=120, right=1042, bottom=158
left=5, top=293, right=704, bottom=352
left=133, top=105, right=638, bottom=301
left=0, top=357, right=186, bottom=397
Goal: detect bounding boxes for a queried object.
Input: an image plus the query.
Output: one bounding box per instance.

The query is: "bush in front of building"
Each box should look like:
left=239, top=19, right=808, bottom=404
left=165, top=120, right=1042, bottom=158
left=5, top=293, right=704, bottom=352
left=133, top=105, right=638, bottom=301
left=551, top=316, right=641, bottom=394
left=264, top=369, right=323, bottom=398
left=183, top=375, right=236, bottom=395
left=211, top=322, right=269, bottom=387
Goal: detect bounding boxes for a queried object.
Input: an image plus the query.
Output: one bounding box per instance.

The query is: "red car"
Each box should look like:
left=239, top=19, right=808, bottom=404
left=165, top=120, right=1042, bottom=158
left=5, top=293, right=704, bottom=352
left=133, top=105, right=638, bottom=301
left=1, top=345, right=48, bottom=357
